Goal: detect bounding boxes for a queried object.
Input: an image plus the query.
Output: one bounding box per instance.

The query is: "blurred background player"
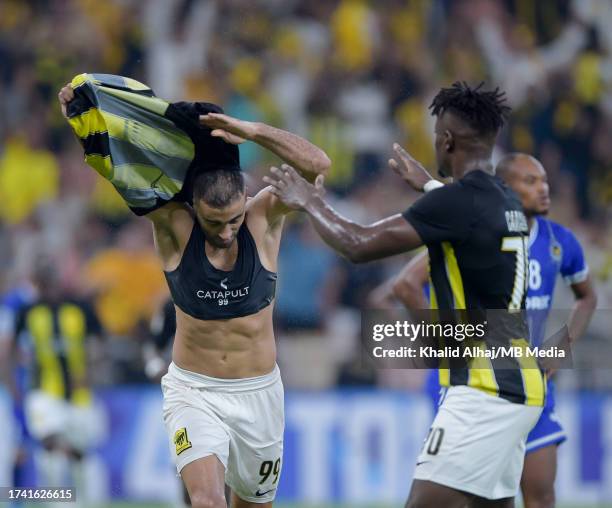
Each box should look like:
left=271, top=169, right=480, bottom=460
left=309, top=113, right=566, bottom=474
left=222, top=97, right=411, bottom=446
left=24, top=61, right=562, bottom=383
left=265, top=82, right=545, bottom=508
left=0, top=366, right=17, bottom=504
left=143, top=298, right=176, bottom=383
left=497, top=153, right=597, bottom=508
left=0, top=282, right=32, bottom=501
left=373, top=153, right=597, bottom=508
left=9, top=257, right=106, bottom=506
left=59, top=81, right=330, bottom=508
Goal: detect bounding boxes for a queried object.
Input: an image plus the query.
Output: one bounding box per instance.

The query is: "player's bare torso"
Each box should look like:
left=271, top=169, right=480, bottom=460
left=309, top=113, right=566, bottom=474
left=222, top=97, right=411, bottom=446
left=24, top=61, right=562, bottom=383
left=156, top=190, right=283, bottom=379
left=173, top=303, right=276, bottom=379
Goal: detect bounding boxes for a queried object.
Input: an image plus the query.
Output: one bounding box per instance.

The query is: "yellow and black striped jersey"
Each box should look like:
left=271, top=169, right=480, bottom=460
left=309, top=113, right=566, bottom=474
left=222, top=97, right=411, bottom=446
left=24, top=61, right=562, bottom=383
left=403, top=170, right=545, bottom=406
left=14, top=299, right=102, bottom=405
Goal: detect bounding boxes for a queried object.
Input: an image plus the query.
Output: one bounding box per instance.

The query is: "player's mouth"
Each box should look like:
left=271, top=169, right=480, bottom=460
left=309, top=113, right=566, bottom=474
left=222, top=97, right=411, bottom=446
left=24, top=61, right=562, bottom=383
left=216, top=237, right=235, bottom=248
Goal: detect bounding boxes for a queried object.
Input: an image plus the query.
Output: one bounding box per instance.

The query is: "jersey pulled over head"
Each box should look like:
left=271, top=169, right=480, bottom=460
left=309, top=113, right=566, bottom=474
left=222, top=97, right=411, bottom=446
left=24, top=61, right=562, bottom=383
left=166, top=100, right=247, bottom=249
left=65, top=73, right=244, bottom=216
left=429, top=82, right=511, bottom=178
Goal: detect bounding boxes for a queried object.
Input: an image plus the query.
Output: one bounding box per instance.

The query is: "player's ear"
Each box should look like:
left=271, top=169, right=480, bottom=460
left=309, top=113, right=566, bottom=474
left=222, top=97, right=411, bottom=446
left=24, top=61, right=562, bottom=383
left=444, top=130, right=454, bottom=153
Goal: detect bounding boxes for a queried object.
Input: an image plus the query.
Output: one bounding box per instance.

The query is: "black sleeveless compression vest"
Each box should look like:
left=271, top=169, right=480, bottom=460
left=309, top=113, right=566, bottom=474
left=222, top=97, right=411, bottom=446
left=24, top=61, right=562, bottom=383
left=164, top=220, right=277, bottom=320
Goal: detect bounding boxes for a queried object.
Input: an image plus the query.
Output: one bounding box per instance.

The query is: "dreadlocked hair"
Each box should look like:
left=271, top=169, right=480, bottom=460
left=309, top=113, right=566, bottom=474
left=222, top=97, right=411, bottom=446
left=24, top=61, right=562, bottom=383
left=429, top=82, right=511, bottom=135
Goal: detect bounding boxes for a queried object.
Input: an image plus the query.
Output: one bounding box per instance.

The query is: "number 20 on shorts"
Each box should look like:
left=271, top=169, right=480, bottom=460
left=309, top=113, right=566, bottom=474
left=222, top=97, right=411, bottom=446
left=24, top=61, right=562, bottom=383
left=423, top=427, right=444, bottom=456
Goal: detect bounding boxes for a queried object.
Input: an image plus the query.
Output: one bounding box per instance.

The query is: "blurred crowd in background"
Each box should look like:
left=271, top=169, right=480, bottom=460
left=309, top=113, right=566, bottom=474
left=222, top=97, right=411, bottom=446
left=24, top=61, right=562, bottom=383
left=0, top=0, right=611, bottom=390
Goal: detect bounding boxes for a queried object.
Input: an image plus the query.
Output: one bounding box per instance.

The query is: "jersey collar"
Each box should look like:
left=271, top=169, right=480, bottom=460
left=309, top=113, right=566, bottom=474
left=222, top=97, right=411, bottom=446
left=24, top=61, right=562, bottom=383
left=528, top=216, right=539, bottom=248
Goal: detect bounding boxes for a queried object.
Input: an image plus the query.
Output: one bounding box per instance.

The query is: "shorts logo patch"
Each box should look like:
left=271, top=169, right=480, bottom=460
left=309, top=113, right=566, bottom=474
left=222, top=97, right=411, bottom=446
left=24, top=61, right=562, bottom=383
left=255, top=487, right=276, bottom=497
left=174, top=428, right=192, bottom=456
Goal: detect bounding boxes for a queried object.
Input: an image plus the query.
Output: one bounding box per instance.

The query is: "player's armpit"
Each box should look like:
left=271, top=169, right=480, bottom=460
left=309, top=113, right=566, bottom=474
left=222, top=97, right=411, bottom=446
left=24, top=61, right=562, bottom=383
left=243, top=187, right=289, bottom=271
left=145, top=201, right=192, bottom=222
left=147, top=202, right=194, bottom=271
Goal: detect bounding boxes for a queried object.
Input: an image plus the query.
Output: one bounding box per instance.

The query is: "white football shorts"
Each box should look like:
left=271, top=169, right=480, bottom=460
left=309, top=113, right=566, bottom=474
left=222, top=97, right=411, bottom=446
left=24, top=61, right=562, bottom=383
left=162, top=362, right=284, bottom=503
left=413, top=385, right=542, bottom=499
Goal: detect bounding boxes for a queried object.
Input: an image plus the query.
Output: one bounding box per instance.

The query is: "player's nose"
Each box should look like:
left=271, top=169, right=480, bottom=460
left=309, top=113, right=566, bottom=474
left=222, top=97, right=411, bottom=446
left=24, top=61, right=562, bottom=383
left=219, top=226, right=234, bottom=241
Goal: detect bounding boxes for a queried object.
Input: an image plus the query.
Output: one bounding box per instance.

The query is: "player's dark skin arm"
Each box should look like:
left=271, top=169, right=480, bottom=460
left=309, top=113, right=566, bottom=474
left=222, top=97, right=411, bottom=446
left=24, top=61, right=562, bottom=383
left=367, top=277, right=398, bottom=308
left=303, top=197, right=422, bottom=263
left=392, top=251, right=430, bottom=309
left=567, top=277, right=597, bottom=343
left=367, top=252, right=430, bottom=308
left=263, top=165, right=424, bottom=263
left=367, top=250, right=429, bottom=325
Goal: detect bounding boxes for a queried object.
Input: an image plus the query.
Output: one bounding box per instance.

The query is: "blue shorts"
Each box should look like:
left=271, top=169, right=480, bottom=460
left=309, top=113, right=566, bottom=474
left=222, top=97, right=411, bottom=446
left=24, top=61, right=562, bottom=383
left=525, top=380, right=566, bottom=454
left=425, top=369, right=443, bottom=415
left=425, top=371, right=566, bottom=454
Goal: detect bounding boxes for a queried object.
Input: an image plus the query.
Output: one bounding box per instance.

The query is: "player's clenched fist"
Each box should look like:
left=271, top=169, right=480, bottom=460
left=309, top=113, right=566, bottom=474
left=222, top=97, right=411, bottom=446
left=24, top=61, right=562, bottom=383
left=58, top=83, right=74, bottom=118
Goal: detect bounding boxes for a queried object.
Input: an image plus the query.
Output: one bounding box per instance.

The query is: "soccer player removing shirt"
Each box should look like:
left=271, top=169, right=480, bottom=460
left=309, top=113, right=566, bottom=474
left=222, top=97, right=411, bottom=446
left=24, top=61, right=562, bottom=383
left=58, top=84, right=330, bottom=508
left=264, top=82, right=546, bottom=508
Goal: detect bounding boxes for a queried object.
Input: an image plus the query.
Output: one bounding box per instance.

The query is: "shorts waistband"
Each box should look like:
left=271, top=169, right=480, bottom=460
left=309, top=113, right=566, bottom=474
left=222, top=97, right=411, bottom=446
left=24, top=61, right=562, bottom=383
left=167, top=362, right=281, bottom=393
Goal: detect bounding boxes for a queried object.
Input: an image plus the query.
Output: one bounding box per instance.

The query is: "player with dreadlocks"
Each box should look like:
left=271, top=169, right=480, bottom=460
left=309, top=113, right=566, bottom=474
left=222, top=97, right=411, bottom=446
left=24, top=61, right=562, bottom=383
left=264, top=82, right=546, bottom=507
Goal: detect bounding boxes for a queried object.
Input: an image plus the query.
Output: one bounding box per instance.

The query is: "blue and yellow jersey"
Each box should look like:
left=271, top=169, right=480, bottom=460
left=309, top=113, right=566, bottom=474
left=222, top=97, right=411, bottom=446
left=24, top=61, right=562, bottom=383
left=526, top=216, right=588, bottom=345
left=526, top=216, right=588, bottom=412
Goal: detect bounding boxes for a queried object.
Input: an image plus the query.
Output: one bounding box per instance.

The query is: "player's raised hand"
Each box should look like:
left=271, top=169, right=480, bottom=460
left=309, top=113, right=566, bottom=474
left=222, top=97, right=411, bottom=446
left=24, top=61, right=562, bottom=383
left=389, top=143, right=435, bottom=192
left=58, top=83, right=74, bottom=119
left=199, top=113, right=257, bottom=145
left=263, top=164, right=324, bottom=210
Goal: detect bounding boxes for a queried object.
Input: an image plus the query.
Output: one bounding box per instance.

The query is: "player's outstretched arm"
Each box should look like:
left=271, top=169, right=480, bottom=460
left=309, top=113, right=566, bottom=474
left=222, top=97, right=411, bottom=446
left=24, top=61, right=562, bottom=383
left=264, top=165, right=423, bottom=262
left=200, top=113, right=330, bottom=181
